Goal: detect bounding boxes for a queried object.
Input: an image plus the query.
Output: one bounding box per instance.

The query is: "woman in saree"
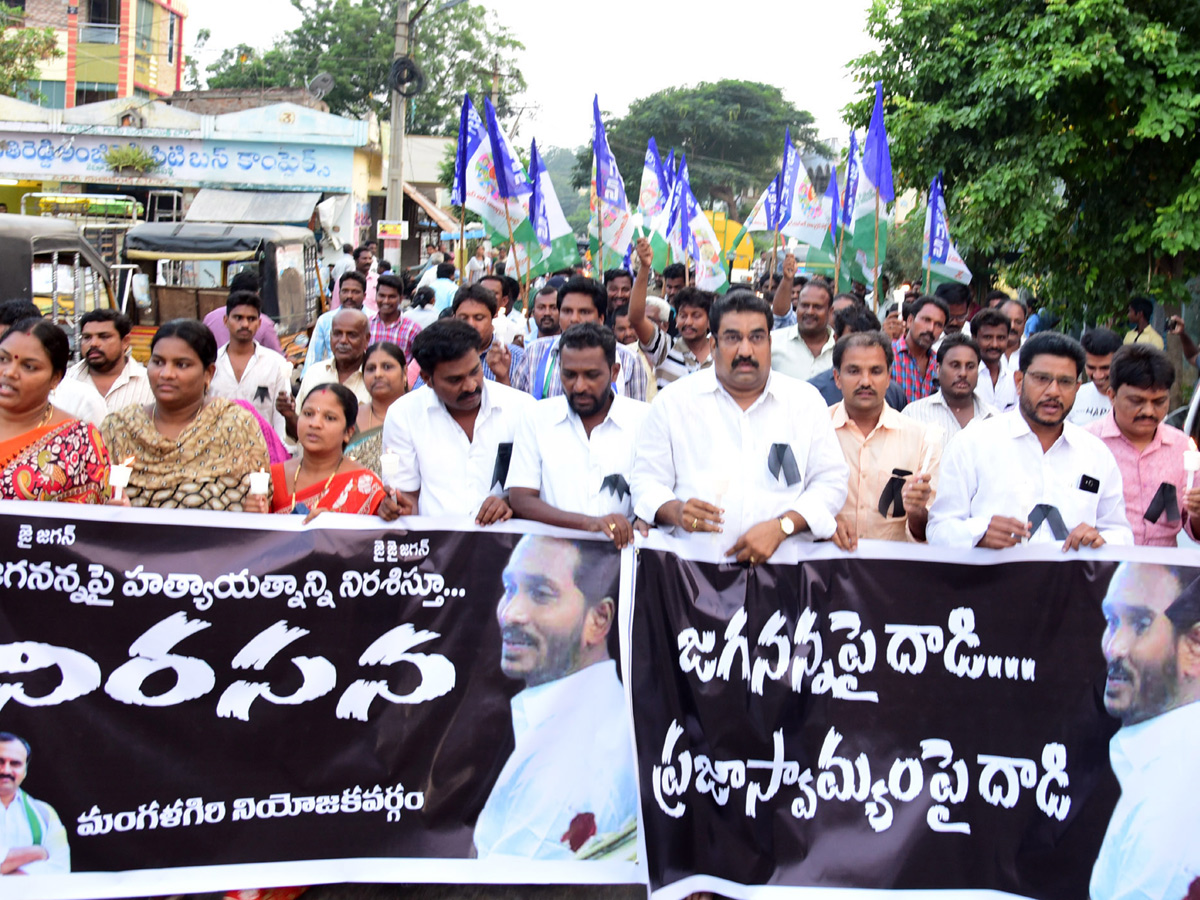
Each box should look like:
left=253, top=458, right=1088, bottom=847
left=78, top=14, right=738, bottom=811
left=345, top=341, right=407, bottom=475
left=100, top=319, right=269, bottom=510
left=258, top=383, right=405, bottom=519
left=0, top=317, right=110, bottom=503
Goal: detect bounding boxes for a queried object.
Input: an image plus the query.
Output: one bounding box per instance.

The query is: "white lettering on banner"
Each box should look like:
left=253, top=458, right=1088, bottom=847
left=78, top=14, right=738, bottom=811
left=651, top=723, right=1072, bottom=833
left=675, top=606, right=1037, bottom=701
left=13, top=522, right=75, bottom=549
left=0, top=615, right=456, bottom=721
left=373, top=538, right=431, bottom=563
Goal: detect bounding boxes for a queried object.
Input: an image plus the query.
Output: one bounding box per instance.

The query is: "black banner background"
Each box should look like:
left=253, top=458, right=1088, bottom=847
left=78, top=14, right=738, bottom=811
left=632, top=550, right=1128, bottom=899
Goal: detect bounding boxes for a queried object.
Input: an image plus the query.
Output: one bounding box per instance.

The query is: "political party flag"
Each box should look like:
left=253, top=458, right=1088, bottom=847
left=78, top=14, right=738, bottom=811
left=779, top=159, right=831, bottom=250
left=824, top=165, right=840, bottom=249
left=776, top=128, right=800, bottom=234
left=861, top=81, right=895, bottom=204
left=922, top=171, right=972, bottom=286
left=841, top=130, right=859, bottom=230
left=467, top=98, right=540, bottom=278
left=681, top=179, right=728, bottom=294
left=850, top=83, right=893, bottom=289
left=666, top=152, right=695, bottom=265
left=728, top=174, right=779, bottom=251
left=451, top=94, right=477, bottom=208
left=526, top=139, right=579, bottom=278
left=663, top=148, right=676, bottom=192
left=636, top=137, right=672, bottom=271
left=589, top=96, right=636, bottom=264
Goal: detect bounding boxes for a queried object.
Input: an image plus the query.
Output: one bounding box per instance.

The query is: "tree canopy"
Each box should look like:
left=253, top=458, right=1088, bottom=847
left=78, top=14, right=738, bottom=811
left=848, top=0, right=1200, bottom=317
left=205, top=0, right=525, bottom=135
left=573, top=80, right=828, bottom=214
left=0, top=4, right=62, bottom=101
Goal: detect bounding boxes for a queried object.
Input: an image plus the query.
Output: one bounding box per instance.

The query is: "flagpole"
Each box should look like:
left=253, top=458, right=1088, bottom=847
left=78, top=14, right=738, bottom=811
left=459, top=206, right=466, bottom=285
left=873, top=191, right=881, bottom=311
left=834, top=227, right=844, bottom=294
left=770, top=228, right=780, bottom=284
left=924, top=257, right=931, bottom=294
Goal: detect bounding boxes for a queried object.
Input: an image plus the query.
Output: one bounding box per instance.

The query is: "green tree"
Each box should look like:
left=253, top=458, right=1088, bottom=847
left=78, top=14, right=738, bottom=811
left=205, top=0, right=525, bottom=134
left=573, top=80, right=828, bottom=213
left=0, top=4, right=62, bottom=100
left=848, top=0, right=1200, bottom=318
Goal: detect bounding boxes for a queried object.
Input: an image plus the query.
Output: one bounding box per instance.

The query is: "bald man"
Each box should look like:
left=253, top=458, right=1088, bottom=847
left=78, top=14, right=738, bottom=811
left=283, top=308, right=371, bottom=438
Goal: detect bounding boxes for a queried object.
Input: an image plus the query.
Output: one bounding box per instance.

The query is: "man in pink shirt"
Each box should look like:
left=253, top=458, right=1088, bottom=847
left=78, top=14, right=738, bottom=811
left=1086, top=344, right=1200, bottom=546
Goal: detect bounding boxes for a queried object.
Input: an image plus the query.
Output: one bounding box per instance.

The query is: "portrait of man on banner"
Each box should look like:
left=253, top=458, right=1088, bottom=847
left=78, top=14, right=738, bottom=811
left=1092, top=563, right=1200, bottom=900
left=0, top=732, right=71, bottom=875
left=474, top=535, right=638, bottom=860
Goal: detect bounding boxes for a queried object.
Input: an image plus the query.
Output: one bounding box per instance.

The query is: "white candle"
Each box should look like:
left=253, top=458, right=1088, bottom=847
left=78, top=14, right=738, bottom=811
left=380, top=452, right=401, bottom=481
left=108, top=464, right=132, bottom=500
left=248, top=470, right=271, bottom=496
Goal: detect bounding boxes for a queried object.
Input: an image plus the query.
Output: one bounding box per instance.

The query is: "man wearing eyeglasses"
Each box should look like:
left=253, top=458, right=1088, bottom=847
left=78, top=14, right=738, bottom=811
left=631, top=290, right=848, bottom=565
left=928, top=332, right=1132, bottom=549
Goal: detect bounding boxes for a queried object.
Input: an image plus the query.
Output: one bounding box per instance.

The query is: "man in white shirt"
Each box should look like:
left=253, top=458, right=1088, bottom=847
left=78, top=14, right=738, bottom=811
left=1068, top=327, right=1121, bottom=426
left=1091, top=563, right=1200, bottom=900
left=286, top=308, right=371, bottom=438
left=508, top=323, right=648, bottom=548
left=770, top=271, right=837, bottom=382
left=66, top=309, right=154, bottom=415
left=970, top=307, right=1017, bottom=412
left=382, top=319, right=533, bottom=523
left=928, top=331, right=1133, bottom=549
left=0, top=732, right=70, bottom=875
left=208, top=292, right=294, bottom=445
left=903, top=333, right=998, bottom=436
left=632, top=290, right=849, bottom=564
left=474, top=535, right=636, bottom=859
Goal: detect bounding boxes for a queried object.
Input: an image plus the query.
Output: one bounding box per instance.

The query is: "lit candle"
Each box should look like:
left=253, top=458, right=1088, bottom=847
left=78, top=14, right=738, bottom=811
left=1186, top=438, right=1200, bottom=492
left=108, top=456, right=134, bottom=500
left=380, top=452, right=401, bottom=481
left=921, top=426, right=944, bottom=473
left=248, top=468, right=271, bottom=496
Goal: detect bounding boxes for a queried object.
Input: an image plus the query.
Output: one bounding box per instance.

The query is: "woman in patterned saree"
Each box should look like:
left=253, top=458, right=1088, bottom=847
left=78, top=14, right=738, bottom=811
left=0, top=318, right=110, bottom=503
left=100, top=319, right=269, bottom=510
left=256, top=383, right=406, bottom=520
left=345, top=341, right=408, bottom=475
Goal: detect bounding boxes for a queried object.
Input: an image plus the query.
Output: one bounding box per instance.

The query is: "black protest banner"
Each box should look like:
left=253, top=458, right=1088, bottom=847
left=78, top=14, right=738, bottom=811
left=631, top=542, right=1200, bottom=900
left=0, top=505, right=639, bottom=899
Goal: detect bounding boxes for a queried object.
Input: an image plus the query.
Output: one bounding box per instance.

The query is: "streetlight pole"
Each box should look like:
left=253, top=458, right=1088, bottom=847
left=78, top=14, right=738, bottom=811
left=385, top=0, right=411, bottom=224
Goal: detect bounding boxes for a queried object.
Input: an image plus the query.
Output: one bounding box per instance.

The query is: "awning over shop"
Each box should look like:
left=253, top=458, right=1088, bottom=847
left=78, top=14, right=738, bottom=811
left=185, top=189, right=322, bottom=225
left=442, top=224, right=486, bottom=241
left=402, top=182, right=458, bottom=234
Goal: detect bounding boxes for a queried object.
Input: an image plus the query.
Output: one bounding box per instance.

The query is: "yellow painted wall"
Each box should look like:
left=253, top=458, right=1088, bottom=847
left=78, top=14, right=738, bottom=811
left=34, top=30, right=70, bottom=82
left=75, top=43, right=120, bottom=84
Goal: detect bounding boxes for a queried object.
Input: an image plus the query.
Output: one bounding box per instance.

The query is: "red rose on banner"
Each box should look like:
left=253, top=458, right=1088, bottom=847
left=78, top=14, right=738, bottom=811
left=562, top=812, right=597, bottom=852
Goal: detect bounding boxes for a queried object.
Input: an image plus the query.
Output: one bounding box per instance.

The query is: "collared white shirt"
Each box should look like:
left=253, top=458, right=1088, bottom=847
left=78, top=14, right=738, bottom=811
left=927, top=409, right=1132, bottom=547
left=0, top=790, right=70, bottom=874
left=631, top=368, right=848, bottom=540
left=209, top=342, right=294, bottom=444
left=66, top=355, right=154, bottom=414
left=381, top=380, right=534, bottom=516
left=297, top=357, right=370, bottom=407
left=902, top=390, right=997, bottom=437
left=770, top=326, right=836, bottom=382
left=1067, top=381, right=1111, bottom=427
left=1091, top=701, right=1200, bottom=900
left=49, top=377, right=106, bottom=425
left=974, top=362, right=1017, bottom=412
left=507, top=394, right=647, bottom=518
left=474, top=660, right=638, bottom=859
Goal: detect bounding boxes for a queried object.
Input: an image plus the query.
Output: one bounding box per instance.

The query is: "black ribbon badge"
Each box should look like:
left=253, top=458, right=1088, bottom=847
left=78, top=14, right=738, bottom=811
left=1144, top=482, right=1181, bottom=524
left=491, top=442, right=513, bottom=490
left=768, top=443, right=801, bottom=487
left=1027, top=504, right=1069, bottom=541
left=877, top=468, right=913, bottom=518
left=600, top=474, right=630, bottom=500
left=254, top=385, right=271, bottom=404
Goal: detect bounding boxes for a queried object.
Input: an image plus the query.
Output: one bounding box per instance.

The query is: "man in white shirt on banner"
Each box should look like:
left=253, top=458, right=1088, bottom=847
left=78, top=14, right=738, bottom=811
left=66, top=308, right=154, bottom=414
left=632, top=290, right=848, bottom=564
left=475, top=535, right=637, bottom=860
left=928, top=331, right=1132, bottom=549
left=209, top=291, right=294, bottom=445
left=902, top=333, right=997, bottom=437
left=1091, top=563, right=1200, bottom=900
left=508, top=323, right=648, bottom=549
left=0, top=732, right=70, bottom=875
left=1069, top=327, right=1122, bottom=427
left=382, top=319, right=532, bottom=523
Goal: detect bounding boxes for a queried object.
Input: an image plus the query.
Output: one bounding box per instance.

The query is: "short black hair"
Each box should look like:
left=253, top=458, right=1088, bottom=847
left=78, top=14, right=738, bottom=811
left=436, top=262, right=456, bottom=280
left=709, top=289, right=772, bottom=335
left=673, top=287, right=713, bottom=317
left=225, top=290, right=261, bottom=315
left=1018, top=331, right=1085, bottom=375
left=339, top=270, right=367, bottom=291
left=412, top=319, right=481, bottom=375
left=557, top=276, right=607, bottom=320
left=341, top=242, right=354, bottom=254
left=1, top=318, right=70, bottom=376
left=0, top=299, right=40, bottom=326
left=937, top=332, right=981, bottom=365
left=985, top=289, right=1011, bottom=305
left=834, top=292, right=862, bottom=308
left=353, top=245, right=372, bottom=261
left=0, top=731, right=30, bottom=759
left=934, top=282, right=971, bottom=308
left=603, top=268, right=633, bottom=285
left=1166, top=572, right=1200, bottom=635
left=909, top=295, right=950, bottom=324
left=228, top=268, right=260, bottom=295
left=480, top=273, right=519, bottom=304
left=376, top=273, right=404, bottom=297
left=999, top=297, right=1028, bottom=318
left=970, top=307, right=1010, bottom=334
left=662, top=263, right=686, bottom=281
left=833, top=330, right=893, bottom=370
left=800, top=279, right=833, bottom=307
left=1081, top=327, right=1123, bottom=357
left=452, top=282, right=498, bottom=317
left=833, top=306, right=881, bottom=339
left=559, top=322, right=616, bottom=367
left=79, top=307, right=132, bottom=338
left=151, top=319, right=218, bottom=368
left=1108, top=343, right=1175, bottom=393
left=1129, top=296, right=1154, bottom=321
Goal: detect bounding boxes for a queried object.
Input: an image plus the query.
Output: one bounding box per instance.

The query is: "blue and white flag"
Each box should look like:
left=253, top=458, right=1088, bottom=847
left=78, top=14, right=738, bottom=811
left=841, top=130, right=859, bottom=230
left=528, top=140, right=551, bottom=251
left=589, top=95, right=636, bottom=258
left=450, top=94, right=480, bottom=207
left=922, top=170, right=972, bottom=286
left=861, top=81, right=895, bottom=204
left=824, top=165, right=840, bottom=248
left=484, top=98, right=530, bottom=200
left=776, top=127, right=800, bottom=233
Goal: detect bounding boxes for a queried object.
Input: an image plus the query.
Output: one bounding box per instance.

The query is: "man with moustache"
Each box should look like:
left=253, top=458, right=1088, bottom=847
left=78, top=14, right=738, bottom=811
left=382, top=320, right=532, bottom=523
left=903, top=333, right=998, bottom=435
left=770, top=266, right=837, bottom=382
left=475, top=535, right=636, bottom=859
left=286, top=308, right=371, bottom=438
left=1092, top=563, right=1200, bottom=900
left=448, top=283, right=526, bottom=386
left=632, top=291, right=847, bottom=564
left=928, top=332, right=1132, bottom=549
left=331, top=245, right=377, bottom=313
left=303, top=270, right=367, bottom=375
left=508, top=323, right=648, bottom=549
left=891, top=296, right=949, bottom=403
left=209, top=291, right=294, bottom=444
left=529, top=285, right=561, bottom=339
left=604, top=268, right=634, bottom=307
left=808, top=306, right=907, bottom=411
left=0, top=732, right=70, bottom=874
left=970, top=308, right=1017, bottom=413
left=66, top=308, right=154, bottom=413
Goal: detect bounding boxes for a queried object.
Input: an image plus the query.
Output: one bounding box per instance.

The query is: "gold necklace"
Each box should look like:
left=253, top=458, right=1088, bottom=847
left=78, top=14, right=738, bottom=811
left=289, top=454, right=343, bottom=513
left=37, top=403, right=53, bottom=427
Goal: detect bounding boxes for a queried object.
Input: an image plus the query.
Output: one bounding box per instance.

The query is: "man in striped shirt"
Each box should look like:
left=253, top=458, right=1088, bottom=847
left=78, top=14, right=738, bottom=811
left=903, top=333, right=997, bottom=437
left=367, top=274, right=422, bottom=360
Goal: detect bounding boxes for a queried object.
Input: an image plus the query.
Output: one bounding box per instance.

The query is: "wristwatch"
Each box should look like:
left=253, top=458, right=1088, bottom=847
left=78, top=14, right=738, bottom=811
left=778, top=516, right=795, bottom=537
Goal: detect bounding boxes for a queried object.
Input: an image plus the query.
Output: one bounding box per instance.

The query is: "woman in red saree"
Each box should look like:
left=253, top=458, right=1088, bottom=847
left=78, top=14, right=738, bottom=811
left=253, top=383, right=405, bottom=519
left=0, top=318, right=110, bottom=503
